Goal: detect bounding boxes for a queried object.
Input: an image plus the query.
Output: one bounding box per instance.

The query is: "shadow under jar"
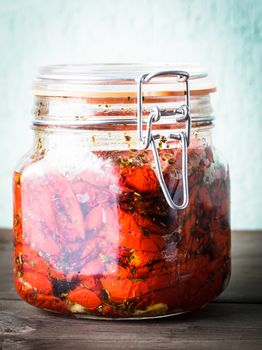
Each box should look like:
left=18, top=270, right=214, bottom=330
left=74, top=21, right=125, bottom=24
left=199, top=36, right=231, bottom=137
left=13, top=64, right=230, bottom=319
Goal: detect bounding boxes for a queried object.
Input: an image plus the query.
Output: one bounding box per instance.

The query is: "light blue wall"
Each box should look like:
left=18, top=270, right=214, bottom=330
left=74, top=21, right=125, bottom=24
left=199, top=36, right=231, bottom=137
left=0, top=0, right=262, bottom=229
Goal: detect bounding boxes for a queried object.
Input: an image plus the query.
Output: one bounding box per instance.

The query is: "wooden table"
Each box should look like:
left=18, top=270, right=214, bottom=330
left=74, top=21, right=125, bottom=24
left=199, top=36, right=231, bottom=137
left=0, top=230, right=262, bottom=349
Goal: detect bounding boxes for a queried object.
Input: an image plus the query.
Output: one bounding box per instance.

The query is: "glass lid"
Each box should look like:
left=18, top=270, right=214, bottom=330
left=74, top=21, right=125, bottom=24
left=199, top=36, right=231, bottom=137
left=33, top=63, right=216, bottom=97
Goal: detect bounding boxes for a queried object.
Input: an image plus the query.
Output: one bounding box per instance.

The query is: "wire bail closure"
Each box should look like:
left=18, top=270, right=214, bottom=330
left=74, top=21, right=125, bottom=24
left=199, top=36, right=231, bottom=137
left=137, top=70, right=191, bottom=210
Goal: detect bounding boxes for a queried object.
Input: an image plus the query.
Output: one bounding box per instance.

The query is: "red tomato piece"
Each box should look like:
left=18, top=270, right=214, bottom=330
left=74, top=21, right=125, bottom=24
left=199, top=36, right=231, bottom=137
left=128, top=250, right=162, bottom=268
left=35, top=294, right=69, bottom=313
left=118, top=209, right=165, bottom=252
left=124, top=166, right=159, bottom=193
left=80, top=258, right=104, bottom=276
left=85, top=206, right=104, bottom=232
left=14, top=244, right=49, bottom=275
left=22, top=271, right=53, bottom=294
left=68, top=287, right=102, bottom=310
left=47, top=173, right=85, bottom=242
left=101, top=276, right=149, bottom=303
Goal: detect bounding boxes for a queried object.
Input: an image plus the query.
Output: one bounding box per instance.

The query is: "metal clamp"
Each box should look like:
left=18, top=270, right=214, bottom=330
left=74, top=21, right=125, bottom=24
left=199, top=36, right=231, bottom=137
left=137, top=70, right=191, bottom=210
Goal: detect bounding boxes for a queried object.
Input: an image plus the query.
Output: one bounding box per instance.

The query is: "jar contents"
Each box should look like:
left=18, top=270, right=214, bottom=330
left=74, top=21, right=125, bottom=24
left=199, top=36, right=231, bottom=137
left=14, top=138, right=230, bottom=318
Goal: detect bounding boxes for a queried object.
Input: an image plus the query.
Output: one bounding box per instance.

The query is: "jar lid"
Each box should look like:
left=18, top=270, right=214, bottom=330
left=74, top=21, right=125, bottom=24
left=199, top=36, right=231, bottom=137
left=33, top=63, right=216, bottom=98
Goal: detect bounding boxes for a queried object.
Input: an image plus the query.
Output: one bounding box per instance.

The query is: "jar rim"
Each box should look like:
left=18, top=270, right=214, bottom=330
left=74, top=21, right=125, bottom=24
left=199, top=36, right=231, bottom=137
left=33, top=63, right=216, bottom=98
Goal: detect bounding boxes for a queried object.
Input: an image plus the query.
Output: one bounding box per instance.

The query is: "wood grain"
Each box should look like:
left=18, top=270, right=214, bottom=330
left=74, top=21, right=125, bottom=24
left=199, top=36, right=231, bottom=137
left=1, top=229, right=262, bottom=349
left=0, top=302, right=262, bottom=349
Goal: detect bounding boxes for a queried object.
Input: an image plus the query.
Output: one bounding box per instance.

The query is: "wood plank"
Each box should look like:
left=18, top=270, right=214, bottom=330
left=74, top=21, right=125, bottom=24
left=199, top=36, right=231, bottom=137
left=0, top=301, right=262, bottom=349
left=216, top=231, right=262, bottom=303
left=1, top=229, right=262, bottom=303
left=1, top=229, right=262, bottom=349
left=0, top=229, right=12, bottom=243
left=0, top=230, right=17, bottom=300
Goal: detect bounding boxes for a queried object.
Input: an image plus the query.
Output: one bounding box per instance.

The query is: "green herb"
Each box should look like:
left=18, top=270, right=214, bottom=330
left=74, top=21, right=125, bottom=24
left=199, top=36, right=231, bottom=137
left=99, top=254, right=110, bottom=263
left=158, top=136, right=167, bottom=149
left=60, top=292, right=68, bottom=298
left=131, top=278, right=144, bottom=282
left=102, top=289, right=110, bottom=302
left=130, top=267, right=136, bottom=275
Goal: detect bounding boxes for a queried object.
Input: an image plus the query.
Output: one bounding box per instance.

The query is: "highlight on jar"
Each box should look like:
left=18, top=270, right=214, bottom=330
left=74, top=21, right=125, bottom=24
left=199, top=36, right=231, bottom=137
left=13, top=64, right=231, bottom=319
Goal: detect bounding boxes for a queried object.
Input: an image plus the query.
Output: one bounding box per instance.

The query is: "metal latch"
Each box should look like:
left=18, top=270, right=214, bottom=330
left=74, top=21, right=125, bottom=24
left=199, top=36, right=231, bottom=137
left=137, top=70, right=191, bottom=210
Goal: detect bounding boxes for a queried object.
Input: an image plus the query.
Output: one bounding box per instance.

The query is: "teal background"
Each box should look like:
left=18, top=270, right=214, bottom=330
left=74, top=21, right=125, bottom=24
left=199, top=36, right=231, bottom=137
left=0, top=0, right=262, bottom=229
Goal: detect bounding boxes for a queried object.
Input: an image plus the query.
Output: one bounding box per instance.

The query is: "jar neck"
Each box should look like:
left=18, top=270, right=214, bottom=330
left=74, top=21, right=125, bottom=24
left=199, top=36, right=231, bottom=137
left=33, top=94, right=214, bottom=128
left=32, top=124, right=214, bottom=154
left=31, top=93, right=214, bottom=153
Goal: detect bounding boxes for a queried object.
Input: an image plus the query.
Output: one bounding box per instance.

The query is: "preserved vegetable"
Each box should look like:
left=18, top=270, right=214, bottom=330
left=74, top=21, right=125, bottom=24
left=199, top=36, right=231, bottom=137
left=14, top=137, right=230, bottom=318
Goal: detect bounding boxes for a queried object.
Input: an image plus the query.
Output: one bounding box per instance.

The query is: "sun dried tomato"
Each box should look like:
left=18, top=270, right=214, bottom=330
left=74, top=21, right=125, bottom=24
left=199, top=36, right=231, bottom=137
left=21, top=271, right=53, bottom=294
left=34, top=294, right=69, bottom=313
left=123, top=166, right=159, bottom=193
left=14, top=143, right=230, bottom=318
left=14, top=244, right=49, bottom=275
left=67, top=287, right=102, bottom=310
left=47, top=173, right=85, bottom=242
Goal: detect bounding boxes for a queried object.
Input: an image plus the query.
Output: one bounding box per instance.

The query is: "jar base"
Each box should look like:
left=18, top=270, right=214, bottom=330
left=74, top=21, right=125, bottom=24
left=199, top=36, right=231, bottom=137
left=42, top=305, right=208, bottom=321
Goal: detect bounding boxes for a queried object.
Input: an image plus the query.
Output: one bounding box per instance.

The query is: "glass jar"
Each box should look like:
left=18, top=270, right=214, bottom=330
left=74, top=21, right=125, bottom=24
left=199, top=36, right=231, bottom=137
left=13, top=64, right=230, bottom=319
